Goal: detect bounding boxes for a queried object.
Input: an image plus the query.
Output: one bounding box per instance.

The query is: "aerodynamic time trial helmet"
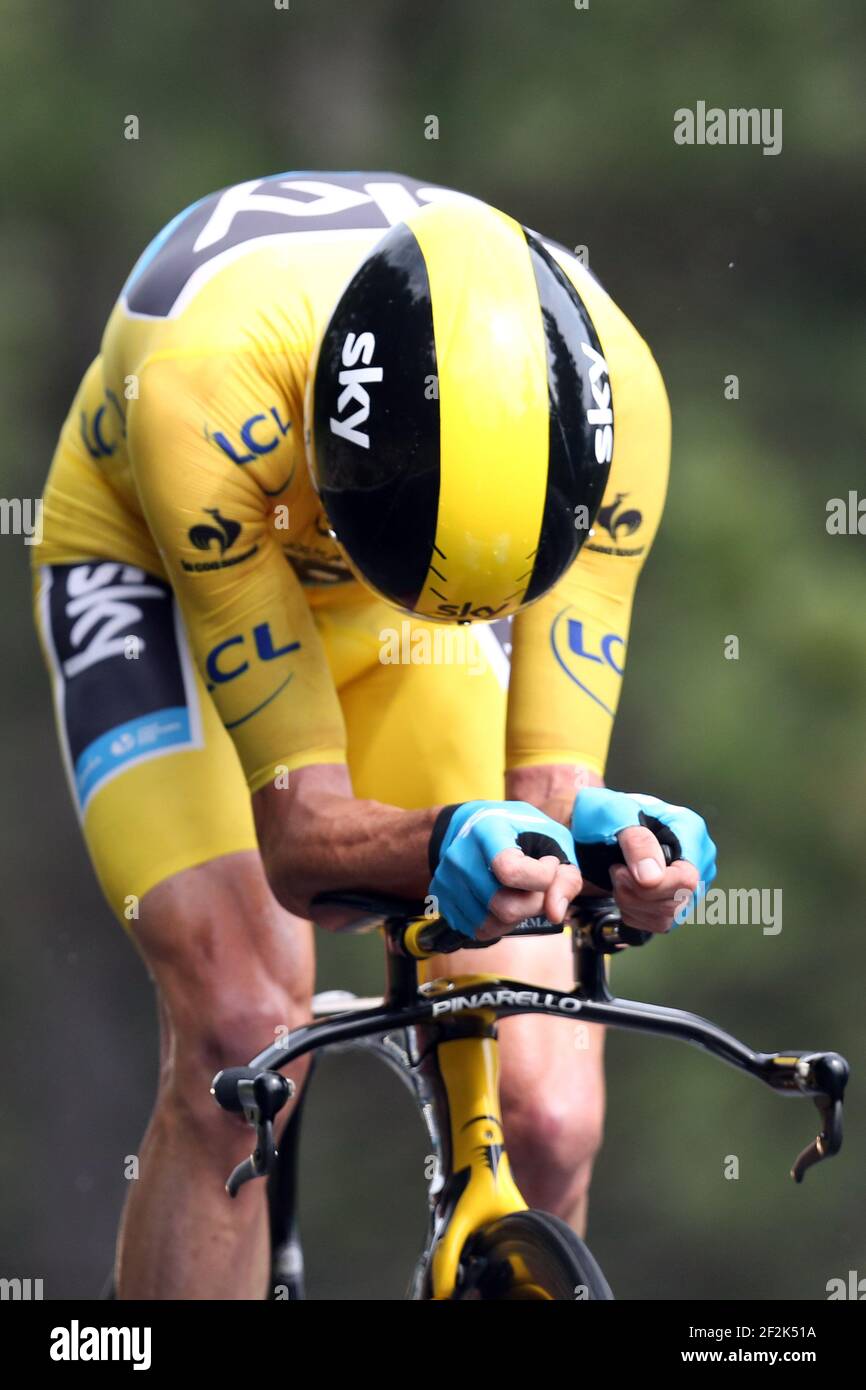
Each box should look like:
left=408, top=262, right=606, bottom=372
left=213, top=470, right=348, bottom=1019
left=304, top=198, right=613, bottom=623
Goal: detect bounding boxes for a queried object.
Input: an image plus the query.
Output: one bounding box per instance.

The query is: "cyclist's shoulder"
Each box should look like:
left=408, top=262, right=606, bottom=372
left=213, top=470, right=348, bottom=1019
left=536, top=234, right=663, bottom=381
left=112, top=170, right=446, bottom=326
left=101, top=171, right=445, bottom=384
left=103, top=168, right=656, bottom=365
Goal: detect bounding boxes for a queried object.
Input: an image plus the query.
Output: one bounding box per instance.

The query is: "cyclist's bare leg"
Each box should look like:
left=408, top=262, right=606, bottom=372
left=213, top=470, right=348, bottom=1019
left=116, top=850, right=314, bottom=1300
left=427, top=931, right=603, bottom=1237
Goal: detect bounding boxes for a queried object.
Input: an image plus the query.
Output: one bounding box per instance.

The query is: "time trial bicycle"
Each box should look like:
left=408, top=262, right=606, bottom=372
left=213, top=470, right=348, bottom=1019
left=213, top=890, right=849, bottom=1301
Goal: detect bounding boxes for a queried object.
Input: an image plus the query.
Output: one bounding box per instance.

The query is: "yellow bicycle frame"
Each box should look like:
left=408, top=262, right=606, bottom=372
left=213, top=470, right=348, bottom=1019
left=413, top=974, right=529, bottom=1299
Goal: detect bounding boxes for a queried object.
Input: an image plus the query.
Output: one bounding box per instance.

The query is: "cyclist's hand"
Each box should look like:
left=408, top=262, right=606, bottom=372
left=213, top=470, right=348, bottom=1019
left=571, top=787, right=717, bottom=934
left=429, top=801, right=582, bottom=940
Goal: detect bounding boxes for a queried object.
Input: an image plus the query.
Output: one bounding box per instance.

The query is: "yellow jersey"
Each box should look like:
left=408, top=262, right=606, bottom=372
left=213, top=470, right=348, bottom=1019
left=37, top=171, right=670, bottom=796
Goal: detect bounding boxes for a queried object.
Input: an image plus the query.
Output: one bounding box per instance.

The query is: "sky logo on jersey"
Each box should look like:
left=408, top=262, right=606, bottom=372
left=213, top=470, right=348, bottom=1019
left=121, top=173, right=471, bottom=319
left=549, top=606, right=625, bottom=718
left=329, top=332, right=382, bottom=449
left=61, top=564, right=168, bottom=677
left=40, top=564, right=202, bottom=812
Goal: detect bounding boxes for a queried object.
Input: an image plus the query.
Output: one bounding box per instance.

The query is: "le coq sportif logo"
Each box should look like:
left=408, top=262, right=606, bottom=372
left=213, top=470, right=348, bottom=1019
left=183, top=509, right=259, bottom=573
left=188, top=508, right=241, bottom=554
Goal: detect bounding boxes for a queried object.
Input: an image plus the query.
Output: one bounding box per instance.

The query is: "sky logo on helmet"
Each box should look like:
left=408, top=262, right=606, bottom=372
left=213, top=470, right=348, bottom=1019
left=329, top=331, right=383, bottom=449
left=581, top=342, right=613, bottom=464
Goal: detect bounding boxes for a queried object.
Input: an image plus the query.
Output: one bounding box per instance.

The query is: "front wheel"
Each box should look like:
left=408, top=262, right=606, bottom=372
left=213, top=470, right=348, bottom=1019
left=452, top=1210, right=613, bottom=1301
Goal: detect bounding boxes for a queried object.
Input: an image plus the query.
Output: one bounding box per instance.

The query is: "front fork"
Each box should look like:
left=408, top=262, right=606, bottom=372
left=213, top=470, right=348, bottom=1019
left=412, top=1013, right=528, bottom=1300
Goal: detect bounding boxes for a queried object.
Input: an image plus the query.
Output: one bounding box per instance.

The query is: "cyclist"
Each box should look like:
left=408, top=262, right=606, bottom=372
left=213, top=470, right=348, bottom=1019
left=33, top=172, right=714, bottom=1299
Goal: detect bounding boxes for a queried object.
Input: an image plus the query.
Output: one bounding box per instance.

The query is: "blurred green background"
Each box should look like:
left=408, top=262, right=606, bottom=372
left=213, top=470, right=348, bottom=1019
left=1, top=0, right=864, bottom=1300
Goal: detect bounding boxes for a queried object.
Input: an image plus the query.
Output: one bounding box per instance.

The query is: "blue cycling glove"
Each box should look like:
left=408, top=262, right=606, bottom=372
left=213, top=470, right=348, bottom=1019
left=429, top=800, right=578, bottom=939
left=570, top=788, right=717, bottom=922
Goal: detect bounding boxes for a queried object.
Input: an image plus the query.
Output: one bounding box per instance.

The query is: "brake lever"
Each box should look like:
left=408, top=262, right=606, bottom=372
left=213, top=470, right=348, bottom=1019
left=226, top=1132, right=275, bottom=1197
left=788, top=1051, right=848, bottom=1183
left=790, top=1097, right=844, bottom=1183
left=215, top=1069, right=294, bottom=1197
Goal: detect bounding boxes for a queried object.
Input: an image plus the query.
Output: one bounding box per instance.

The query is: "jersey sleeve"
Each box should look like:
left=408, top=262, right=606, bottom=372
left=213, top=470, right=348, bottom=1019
left=506, top=311, right=670, bottom=778
left=127, top=349, right=347, bottom=791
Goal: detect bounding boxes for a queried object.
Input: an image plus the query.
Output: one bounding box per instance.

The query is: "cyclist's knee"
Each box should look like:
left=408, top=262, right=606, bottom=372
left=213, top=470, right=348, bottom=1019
left=503, top=1092, right=605, bottom=1211
left=158, top=979, right=308, bottom=1147
left=172, top=986, right=302, bottom=1085
left=133, top=858, right=313, bottom=1116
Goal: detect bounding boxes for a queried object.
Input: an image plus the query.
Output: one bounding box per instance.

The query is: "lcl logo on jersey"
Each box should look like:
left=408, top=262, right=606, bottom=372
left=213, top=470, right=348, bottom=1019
left=565, top=618, right=624, bottom=675
left=205, top=622, right=301, bottom=686
left=329, top=332, right=383, bottom=449
left=207, top=405, right=292, bottom=465
left=580, top=343, right=613, bottom=464
left=79, top=391, right=126, bottom=460
left=550, top=606, right=624, bottom=717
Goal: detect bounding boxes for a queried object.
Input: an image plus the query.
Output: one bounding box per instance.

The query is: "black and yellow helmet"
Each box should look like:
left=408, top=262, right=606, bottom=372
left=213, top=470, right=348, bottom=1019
left=304, top=199, right=613, bottom=623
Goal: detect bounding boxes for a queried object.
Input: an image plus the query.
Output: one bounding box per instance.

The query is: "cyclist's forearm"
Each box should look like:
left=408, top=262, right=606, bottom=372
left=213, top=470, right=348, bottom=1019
left=253, top=773, right=439, bottom=920
left=253, top=761, right=604, bottom=922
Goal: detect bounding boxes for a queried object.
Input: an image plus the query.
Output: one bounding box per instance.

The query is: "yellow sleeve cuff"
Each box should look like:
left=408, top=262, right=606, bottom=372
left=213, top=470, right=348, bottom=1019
left=246, top=748, right=348, bottom=794
left=505, top=751, right=607, bottom=779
